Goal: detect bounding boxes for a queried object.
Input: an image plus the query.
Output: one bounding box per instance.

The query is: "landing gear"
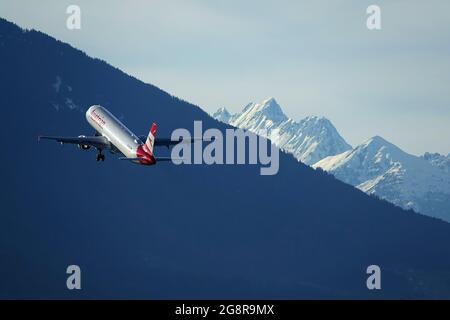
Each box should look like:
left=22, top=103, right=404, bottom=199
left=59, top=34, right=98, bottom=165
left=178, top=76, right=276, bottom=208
left=96, top=150, right=105, bottom=162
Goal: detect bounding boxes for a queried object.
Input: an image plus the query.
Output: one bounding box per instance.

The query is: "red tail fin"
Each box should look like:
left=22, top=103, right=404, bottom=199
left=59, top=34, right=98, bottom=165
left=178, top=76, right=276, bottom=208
left=143, top=123, right=156, bottom=155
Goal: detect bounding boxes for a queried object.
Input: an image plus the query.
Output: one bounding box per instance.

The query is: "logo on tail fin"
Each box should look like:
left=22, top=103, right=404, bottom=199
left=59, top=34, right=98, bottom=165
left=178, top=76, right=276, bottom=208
left=143, top=123, right=156, bottom=155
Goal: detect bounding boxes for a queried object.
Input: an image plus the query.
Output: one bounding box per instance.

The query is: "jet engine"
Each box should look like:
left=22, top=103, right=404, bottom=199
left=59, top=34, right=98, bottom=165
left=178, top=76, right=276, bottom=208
left=77, top=135, right=90, bottom=150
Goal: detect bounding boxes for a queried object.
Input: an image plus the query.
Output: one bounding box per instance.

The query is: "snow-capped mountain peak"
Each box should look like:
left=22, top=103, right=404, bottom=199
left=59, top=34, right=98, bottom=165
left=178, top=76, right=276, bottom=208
left=313, top=136, right=450, bottom=221
left=250, top=97, right=285, bottom=117
left=213, top=98, right=351, bottom=165
left=231, top=97, right=288, bottom=127
left=212, top=107, right=232, bottom=123
left=314, top=136, right=406, bottom=184
left=362, top=135, right=391, bottom=147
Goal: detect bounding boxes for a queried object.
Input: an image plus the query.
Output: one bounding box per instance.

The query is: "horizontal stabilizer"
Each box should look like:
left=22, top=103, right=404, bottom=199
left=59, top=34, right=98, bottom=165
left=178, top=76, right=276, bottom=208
left=138, top=137, right=214, bottom=148
left=118, top=157, right=184, bottom=162
left=154, top=157, right=177, bottom=162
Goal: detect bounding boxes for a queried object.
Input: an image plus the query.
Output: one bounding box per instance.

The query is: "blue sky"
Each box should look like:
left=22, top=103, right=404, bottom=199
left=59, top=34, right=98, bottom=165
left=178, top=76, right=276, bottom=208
left=1, top=0, right=449, bottom=155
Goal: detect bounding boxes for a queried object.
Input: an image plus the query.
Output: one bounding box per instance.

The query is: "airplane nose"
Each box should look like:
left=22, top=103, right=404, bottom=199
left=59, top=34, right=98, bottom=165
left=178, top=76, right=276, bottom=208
left=86, top=105, right=98, bottom=116
left=86, top=105, right=95, bottom=121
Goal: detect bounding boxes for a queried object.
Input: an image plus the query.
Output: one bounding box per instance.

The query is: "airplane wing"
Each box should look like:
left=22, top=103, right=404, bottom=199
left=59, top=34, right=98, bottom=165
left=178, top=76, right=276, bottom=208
left=38, top=135, right=111, bottom=149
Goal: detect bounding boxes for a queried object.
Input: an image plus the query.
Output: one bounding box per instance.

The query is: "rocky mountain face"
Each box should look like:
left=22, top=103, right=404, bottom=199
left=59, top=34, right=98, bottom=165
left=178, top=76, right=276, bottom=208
left=422, top=152, right=450, bottom=173
left=313, top=136, right=450, bottom=221
left=213, top=98, right=352, bottom=165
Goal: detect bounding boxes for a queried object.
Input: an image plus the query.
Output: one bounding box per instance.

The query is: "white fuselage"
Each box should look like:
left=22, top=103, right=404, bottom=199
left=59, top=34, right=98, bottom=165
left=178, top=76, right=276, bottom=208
left=86, top=105, right=142, bottom=158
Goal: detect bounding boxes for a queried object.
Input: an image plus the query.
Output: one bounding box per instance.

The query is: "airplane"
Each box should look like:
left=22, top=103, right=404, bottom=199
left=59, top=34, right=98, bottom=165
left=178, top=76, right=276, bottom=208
left=39, top=105, right=190, bottom=165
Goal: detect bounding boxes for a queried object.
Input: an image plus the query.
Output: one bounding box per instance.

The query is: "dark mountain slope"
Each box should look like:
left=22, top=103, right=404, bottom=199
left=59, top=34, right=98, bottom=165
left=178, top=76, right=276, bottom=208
left=1, top=18, right=450, bottom=299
